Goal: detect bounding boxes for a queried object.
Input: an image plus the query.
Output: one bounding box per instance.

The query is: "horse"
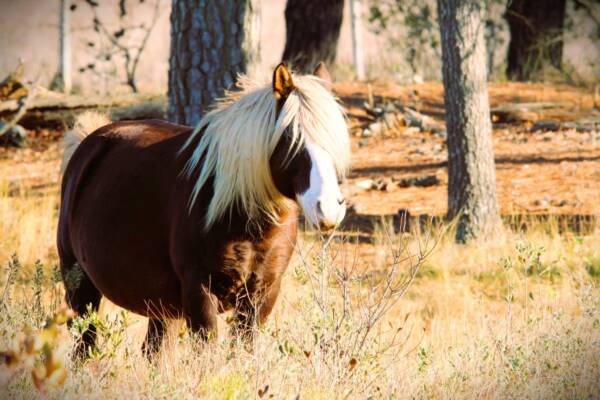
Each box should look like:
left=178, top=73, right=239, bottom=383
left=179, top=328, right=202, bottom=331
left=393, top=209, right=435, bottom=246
left=57, top=63, right=350, bottom=357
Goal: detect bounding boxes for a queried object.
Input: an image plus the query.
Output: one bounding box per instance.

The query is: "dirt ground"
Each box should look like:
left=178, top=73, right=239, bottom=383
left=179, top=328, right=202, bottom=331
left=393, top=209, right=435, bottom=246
left=1, top=81, right=599, bottom=221
left=338, top=81, right=600, bottom=218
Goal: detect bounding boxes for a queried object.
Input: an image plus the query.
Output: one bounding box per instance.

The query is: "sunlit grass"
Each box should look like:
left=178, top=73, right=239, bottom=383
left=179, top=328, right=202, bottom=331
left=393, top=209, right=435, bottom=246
left=0, top=168, right=60, bottom=271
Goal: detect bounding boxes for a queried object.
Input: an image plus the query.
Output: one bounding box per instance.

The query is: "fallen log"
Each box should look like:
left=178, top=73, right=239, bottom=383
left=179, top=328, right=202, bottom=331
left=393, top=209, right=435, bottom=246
left=0, top=92, right=166, bottom=129
left=490, top=102, right=571, bottom=123
left=306, top=211, right=599, bottom=237
left=400, top=106, right=446, bottom=136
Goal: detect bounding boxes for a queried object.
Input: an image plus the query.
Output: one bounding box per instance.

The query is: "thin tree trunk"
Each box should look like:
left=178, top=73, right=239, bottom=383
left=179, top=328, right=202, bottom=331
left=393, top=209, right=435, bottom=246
left=58, top=0, right=72, bottom=93
left=168, top=0, right=260, bottom=126
left=505, top=0, right=566, bottom=81
left=350, top=0, right=365, bottom=80
left=437, top=0, right=501, bottom=242
left=282, top=0, right=344, bottom=73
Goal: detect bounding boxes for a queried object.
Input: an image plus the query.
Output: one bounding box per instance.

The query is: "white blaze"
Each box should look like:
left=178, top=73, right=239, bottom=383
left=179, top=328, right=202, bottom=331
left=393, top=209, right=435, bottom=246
left=297, top=139, right=346, bottom=228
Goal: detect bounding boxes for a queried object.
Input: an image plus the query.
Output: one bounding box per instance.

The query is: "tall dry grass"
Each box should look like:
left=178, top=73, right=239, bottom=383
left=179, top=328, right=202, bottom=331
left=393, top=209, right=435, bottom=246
left=1, top=166, right=599, bottom=399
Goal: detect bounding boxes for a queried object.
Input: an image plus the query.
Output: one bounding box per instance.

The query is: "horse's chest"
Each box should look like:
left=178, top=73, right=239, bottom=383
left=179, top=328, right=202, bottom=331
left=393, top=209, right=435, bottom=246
left=213, top=240, right=277, bottom=310
left=222, top=241, right=259, bottom=283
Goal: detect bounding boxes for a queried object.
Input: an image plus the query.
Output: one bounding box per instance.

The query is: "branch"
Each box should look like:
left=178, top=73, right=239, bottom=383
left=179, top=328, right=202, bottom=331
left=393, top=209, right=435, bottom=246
left=127, top=0, right=162, bottom=92
left=505, top=9, right=535, bottom=33
left=572, top=0, right=600, bottom=29
left=0, top=87, right=36, bottom=138
left=84, top=0, right=163, bottom=93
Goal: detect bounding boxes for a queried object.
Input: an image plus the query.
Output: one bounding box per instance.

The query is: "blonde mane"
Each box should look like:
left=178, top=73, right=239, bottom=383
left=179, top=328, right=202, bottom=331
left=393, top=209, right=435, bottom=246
left=180, top=73, right=350, bottom=230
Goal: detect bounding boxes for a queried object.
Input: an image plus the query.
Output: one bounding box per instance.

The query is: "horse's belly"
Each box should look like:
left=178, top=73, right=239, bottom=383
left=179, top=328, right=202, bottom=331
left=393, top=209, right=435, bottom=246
left=72, top=219, right=183, bottom=317
left=83, top=256, right=183, bottom=317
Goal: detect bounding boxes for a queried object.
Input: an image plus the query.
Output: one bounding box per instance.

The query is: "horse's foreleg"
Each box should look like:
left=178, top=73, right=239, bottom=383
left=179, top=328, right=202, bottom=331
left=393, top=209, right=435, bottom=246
left=182, top=283, right=218, bottom=341
left=232, top=278, right=282, bottom=345
left=142, top=318, right=167, bottom=358
left=231, top=296, right=255, bottom=345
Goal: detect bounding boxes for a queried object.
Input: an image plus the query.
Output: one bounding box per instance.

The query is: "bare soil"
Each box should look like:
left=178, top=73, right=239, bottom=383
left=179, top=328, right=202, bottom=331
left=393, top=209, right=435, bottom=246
left=337, top=81, right=600, bottom=218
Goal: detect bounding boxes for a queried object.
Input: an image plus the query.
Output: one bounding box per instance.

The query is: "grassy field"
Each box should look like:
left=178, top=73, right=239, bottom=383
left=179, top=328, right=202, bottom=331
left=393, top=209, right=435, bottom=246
left=1, top=81, right=599, bottom=398
left=0, top=163, right=599, bottom=399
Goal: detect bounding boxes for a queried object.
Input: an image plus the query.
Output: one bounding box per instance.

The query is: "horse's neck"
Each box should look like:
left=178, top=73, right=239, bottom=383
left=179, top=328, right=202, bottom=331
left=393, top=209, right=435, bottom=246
left=183, top=190, right=299, bottom=240
left=230, top=206, right=300, bottom=242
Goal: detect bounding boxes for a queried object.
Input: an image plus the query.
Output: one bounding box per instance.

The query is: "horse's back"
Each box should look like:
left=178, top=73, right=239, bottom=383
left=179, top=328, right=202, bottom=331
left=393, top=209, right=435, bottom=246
left=60, top=119, right=192, bottom=232
left=59, top=120, right=192, bottom=315
left=62, top=119, right=191, bottom=182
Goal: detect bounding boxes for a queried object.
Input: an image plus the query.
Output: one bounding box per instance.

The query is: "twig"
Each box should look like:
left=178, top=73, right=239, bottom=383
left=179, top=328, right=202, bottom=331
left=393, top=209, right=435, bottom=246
left=86, top=0, right=162, bottom=92
left=127, top=0, right=161, bottom=92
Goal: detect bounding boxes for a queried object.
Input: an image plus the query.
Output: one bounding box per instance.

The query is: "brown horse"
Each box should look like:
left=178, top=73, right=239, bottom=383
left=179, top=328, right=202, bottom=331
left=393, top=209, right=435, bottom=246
left=58, top=63, right=350, bottom=356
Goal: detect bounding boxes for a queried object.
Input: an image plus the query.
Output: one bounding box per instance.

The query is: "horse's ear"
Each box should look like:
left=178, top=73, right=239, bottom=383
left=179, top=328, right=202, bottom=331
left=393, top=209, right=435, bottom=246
left=273, top=63, right=294, bottom=101
left=313, top=62, right=332, bottom=82
left=313, top=62, right=332, bottom=90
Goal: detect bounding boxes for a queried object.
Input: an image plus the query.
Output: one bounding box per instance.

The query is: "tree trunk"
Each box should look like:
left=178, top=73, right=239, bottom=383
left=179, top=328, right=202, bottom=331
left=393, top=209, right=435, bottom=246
left=505, top=0, right=566, bottom=81
left=349, top=0, right=365, bottom=80
left=437, top=0, right=501, bottom=243
left=58, top=0, right=72, bottom=93
left=168, top=0, right=260, bottom=126
left=282, top=0, right=344, bottom=73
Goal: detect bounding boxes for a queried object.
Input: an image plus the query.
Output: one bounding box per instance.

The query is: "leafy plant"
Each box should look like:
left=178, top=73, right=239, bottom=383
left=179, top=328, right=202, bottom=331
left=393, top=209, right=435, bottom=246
left=70, top=306, right=130, bottom=360
left=0, top=306, right=75, bottom=393
left=1, top=253, right=21, bottom=309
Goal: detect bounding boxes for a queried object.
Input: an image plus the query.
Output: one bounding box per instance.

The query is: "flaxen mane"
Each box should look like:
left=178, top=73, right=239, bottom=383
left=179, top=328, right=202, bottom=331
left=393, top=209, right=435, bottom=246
left=181, top=74, right=350, bottom=229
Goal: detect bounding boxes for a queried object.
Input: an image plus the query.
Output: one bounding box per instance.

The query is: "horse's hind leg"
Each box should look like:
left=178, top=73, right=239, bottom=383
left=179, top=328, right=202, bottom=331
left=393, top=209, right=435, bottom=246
left=142, top=318, right=166, bottom=358
left=60, top=258, right=102, bottom=359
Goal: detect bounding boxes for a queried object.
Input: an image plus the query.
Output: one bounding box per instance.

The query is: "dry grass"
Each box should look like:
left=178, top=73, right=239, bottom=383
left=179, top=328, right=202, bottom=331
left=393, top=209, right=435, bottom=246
left=1, top=167, right=599, bottom=399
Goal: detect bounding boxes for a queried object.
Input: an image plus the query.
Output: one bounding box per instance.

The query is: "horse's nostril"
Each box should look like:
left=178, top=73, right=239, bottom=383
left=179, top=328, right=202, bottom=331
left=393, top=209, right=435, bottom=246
left=316, top=201, right=323, bottom=216
left=319, top=220, right=335, bottom=231
left=338, top=197, right=346, bottom=205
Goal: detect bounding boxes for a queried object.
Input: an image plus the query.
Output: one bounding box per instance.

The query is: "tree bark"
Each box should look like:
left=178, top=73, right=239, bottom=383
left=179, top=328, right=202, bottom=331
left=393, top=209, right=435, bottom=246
left=282, top=0, right=344, bottom=73
left=168, top=0, right=260, bottom=126
left=437, top=0, right=501, bottom=242
left=505, top=0, right=566, bottom=81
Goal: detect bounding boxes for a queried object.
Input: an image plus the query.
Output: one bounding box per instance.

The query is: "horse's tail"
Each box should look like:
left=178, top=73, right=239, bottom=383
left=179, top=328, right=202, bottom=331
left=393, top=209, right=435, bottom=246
left=61, top=111, right=111, bottom=174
